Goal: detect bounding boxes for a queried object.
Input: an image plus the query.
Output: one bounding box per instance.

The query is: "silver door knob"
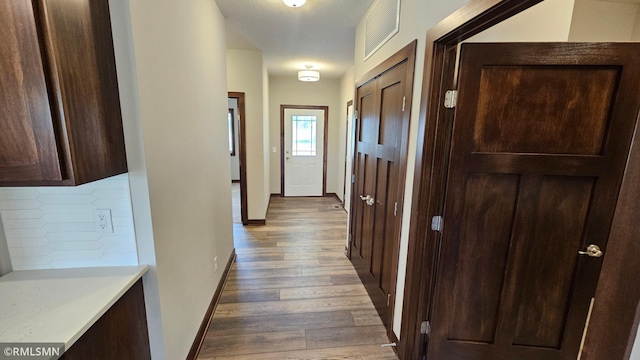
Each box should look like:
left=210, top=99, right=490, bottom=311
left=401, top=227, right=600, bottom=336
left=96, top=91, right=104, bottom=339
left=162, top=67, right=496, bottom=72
left=578, top=244, right=603, bottom=258
left=286, top=157, right=290, bottom=160
left=359, top=195, right=374, bottom=206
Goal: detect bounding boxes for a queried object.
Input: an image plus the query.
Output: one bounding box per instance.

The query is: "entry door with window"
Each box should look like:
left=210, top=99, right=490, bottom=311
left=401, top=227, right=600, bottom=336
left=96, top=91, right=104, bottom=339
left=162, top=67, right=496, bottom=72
left=427, top=43, right=640, bottom=360
left=284, top=108, right=325, bottom=196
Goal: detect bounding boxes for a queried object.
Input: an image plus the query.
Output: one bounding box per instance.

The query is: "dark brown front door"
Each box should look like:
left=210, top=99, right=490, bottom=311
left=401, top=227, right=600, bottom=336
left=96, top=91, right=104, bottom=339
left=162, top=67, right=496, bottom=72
left=428, top=43, right=640, bottom=360
left=351, top=60, right=412, bottom=331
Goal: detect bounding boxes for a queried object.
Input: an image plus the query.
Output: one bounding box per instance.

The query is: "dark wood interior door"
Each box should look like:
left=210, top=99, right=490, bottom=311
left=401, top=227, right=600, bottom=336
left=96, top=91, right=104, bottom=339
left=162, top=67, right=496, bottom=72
left=427, top=43, right=640, bottom=360
left=351, top=61, right=410, bottom=330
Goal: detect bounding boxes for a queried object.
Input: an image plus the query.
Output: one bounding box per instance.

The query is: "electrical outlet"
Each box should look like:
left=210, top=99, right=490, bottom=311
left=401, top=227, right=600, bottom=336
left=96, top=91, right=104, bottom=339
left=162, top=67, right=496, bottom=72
left=94, top=209, right=114, bottom=234
left=214, top=256, right=218, bottom=273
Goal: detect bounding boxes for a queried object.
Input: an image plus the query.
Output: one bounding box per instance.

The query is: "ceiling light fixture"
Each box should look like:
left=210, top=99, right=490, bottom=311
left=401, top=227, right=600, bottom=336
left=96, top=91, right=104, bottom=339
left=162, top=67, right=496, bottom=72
left=298, top=65, right=320, bottom=82
left=283, top=0, right=306, bottom=7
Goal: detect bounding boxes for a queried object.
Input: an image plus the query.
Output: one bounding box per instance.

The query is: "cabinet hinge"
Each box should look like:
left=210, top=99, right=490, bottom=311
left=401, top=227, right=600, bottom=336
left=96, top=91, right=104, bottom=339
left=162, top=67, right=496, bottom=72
left=420, top=320, right=431, bottom=335
left=431, top=215, right=443, bottom=232
left=394, top=202, right=398, bottom=216
left=444, top=90, right=458, bottom=108
left=402, top=96, right=406, bottom=111
left=351, top=174, right=356, bottom=184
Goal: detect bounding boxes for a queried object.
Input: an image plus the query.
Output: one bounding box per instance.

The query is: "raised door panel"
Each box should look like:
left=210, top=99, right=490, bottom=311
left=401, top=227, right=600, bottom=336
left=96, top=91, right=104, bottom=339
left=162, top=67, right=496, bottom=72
left=512, top=176, right=594, bottom=348
left=447, top=173, right=520, bottom=344
left=0, top=1, right=62, bottom=182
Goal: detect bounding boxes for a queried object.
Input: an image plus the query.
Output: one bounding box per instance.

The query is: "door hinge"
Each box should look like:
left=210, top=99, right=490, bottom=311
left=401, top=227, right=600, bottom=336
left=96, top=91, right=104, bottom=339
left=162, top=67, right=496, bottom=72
left=354, top=110, right=359, bottom=120
left=444, top=90, right=458, bottom=108
left=351, top=174, right=356, bottom=184
left=394, top=202, right=398, bottom=216
left=402, top=96, right=406, bottom=111
left=431, top=215, right=443, bottom=232
left=387, top=294, right=391, bottom=306
left=420, top=320, right=431, bottom=335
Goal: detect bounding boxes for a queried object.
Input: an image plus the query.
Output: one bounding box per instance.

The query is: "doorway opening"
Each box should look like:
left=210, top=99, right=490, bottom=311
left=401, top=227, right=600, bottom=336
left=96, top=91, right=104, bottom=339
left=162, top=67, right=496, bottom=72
left=228, top=92, right=248, bottom=225
left=280, top=105, right=329, bottom=197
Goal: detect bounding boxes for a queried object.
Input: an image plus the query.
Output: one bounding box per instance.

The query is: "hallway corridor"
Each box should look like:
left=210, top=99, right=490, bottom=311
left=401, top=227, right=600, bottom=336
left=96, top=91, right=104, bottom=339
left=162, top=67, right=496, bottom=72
left=196, top=196, right=398, bottom=359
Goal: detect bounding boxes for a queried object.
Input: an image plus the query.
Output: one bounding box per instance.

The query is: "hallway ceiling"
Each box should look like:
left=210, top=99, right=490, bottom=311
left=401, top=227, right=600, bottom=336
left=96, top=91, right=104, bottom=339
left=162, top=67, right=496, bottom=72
left=215, top=0, right=375, bottom=79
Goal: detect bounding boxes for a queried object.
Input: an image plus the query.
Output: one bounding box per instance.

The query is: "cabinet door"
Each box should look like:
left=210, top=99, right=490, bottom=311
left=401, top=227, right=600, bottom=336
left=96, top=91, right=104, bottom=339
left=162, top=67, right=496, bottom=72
left=0, top=1, right=63, bottom=182
left=42, top=0, right=127, bottom=185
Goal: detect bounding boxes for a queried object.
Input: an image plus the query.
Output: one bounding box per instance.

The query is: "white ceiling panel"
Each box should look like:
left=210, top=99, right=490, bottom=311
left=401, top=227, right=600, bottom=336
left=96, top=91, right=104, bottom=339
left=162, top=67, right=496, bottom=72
left=216, top=0, right=375, bottom=78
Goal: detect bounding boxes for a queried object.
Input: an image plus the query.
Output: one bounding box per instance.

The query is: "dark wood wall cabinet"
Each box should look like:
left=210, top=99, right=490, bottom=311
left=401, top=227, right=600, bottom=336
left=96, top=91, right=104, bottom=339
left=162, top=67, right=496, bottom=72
left=1, top=0, right=127, bottom=186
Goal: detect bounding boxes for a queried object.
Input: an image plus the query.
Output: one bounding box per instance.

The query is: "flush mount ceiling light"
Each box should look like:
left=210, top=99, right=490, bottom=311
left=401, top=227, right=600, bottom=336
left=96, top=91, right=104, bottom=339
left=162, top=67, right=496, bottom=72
left=298, top=65, right=320, bottom=82
left=283, top=0, right=307, bottom=7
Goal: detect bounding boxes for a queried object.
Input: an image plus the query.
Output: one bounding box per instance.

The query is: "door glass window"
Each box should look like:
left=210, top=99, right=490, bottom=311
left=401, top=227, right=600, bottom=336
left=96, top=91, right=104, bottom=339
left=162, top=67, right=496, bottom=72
left=292, top=115, right=317, bottom=156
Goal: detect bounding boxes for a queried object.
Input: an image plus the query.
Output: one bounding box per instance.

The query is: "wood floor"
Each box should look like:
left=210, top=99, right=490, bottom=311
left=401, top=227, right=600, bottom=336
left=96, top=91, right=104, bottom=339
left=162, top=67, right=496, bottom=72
left=197, top=196, right=398, bottom=359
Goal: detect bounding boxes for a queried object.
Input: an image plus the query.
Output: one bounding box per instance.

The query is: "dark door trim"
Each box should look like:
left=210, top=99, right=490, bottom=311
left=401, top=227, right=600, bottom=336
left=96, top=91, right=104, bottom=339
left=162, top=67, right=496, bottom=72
left=228, top=92, right=248, bottom=226
left=399, top=1, right=640, bottom=359
left=280, top=105, right=329, bottom=197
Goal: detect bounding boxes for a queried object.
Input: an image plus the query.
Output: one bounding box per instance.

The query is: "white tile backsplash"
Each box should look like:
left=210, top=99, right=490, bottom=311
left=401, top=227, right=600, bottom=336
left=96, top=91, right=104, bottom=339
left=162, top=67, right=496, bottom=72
left=0, top=174, right=139, bottom=270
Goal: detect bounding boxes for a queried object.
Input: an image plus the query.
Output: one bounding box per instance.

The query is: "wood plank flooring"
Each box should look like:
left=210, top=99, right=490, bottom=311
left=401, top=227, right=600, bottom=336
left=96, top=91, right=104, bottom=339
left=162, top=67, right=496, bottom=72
left=197, top=196, right=398, bottom=359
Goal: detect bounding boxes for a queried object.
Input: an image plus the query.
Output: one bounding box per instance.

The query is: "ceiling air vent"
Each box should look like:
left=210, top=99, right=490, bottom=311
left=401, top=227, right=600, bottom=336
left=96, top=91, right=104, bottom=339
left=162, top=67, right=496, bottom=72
left=364, top=0, right=400, bottom=60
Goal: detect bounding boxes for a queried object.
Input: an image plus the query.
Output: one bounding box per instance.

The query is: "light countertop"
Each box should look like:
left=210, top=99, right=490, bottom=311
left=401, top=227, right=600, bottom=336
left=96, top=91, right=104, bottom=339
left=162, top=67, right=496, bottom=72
left=0, top=265, right=148, bottom=349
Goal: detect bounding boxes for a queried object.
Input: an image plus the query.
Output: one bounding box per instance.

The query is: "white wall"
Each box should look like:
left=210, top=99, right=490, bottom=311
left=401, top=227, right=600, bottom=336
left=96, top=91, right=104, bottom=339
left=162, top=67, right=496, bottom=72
left=268, top=76, right=342, bottom=195
left=632, top=325, right=640, bottom=360
left=125, top=1, right=235, bottom=359
left=0, top=217, right=11, bottom=275
left=262, top=62, right=271, bottom=208
left=568, top=0, right=639, bottom=41
left=227, top=49, right=269, bottom=219
left=467, top=0, right=575, bottom=42
left=354, top=0, right=471, bottom=338
left=466, top=0, right=640, bottom=44
left=0, top=175, right=138, bottom=270
left=338, top=68, right=355, bottom=206
left=634, top=11, right=640, bottom=41
left=228, top=98, right=240, bottom=181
